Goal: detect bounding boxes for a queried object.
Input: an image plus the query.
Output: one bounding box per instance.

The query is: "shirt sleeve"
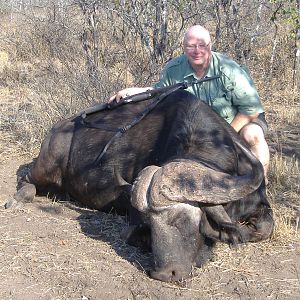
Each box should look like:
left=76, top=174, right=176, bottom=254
left=154, top=55, right=189, bottom=88
left=154, top=67, right=173, bottom=88
left=230, top=66, right=264, bottom=115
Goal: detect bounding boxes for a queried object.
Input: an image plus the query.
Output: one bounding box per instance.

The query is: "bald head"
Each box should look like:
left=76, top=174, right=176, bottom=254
left=183, top=25, right=211, bottom=46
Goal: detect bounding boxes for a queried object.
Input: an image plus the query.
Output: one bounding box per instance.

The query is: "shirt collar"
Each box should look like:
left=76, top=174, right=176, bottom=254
left=182, top=52, right=215, bottom=80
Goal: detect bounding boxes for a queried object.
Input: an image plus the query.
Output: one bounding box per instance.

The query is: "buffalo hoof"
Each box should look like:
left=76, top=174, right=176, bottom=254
left=229, top=240, right=241, bottom=249
left=13, top=184, right=36, bottom=202
left=4, top=197, right=24, bottom=209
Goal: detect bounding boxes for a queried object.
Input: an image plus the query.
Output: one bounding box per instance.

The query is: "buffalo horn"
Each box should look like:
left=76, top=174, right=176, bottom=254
left=150, top=139, right=264, bottom=205
left=131, top=165, right=161, bottom=212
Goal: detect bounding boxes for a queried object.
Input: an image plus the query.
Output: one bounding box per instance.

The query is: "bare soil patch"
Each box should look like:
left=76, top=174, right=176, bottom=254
left=0, top=158, right=299, bottom=300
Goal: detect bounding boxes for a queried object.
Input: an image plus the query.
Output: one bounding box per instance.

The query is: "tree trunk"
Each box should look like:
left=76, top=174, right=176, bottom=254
left=292, top=0, right=300, bottom=92
left=153, top=0, right=168, bottom=62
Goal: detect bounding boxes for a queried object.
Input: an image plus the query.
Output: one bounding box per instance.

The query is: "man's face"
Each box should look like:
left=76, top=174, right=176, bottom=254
left=183, top=33, right=211, bottom=71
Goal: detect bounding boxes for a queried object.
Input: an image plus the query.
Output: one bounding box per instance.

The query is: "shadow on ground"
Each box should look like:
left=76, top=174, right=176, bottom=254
left=12, top=160, right=152, bottom=276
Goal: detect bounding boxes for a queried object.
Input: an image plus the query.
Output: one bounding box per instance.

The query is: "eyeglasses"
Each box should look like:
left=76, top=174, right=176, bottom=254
left=184, top=42, right=210, bottom=51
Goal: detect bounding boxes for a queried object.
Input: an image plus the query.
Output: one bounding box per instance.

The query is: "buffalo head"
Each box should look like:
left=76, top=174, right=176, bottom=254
left=131, top=140, right=264, bottom=282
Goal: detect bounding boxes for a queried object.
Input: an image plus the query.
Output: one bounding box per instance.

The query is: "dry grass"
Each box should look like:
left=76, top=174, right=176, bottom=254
left=0, top=197, right=299, bottom=300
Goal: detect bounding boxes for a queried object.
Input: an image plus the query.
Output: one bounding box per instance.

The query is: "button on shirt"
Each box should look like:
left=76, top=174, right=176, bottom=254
left=154, top=51, right=264, bottom=124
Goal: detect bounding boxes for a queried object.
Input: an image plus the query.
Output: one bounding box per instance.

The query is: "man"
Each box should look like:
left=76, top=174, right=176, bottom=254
left=109, top=25, right=270, bottom=178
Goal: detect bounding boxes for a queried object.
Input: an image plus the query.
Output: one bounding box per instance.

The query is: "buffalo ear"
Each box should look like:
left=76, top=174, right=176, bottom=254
left=131, top=165, right=161, bottom=212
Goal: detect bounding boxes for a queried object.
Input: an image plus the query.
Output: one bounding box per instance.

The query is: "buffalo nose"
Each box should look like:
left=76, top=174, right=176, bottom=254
left=150, top=267, right=191, bottom=282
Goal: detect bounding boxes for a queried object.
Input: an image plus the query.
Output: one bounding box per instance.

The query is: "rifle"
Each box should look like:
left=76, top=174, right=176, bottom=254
left=79, top=75, right=220, bottom=118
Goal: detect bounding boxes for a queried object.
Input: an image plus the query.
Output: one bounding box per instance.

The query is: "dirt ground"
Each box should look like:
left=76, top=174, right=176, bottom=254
left=0, top=157, right=299, bottom=300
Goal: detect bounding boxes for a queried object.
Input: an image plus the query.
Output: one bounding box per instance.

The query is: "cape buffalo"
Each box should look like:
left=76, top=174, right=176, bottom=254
left=7, top=89, right=274, bottom=282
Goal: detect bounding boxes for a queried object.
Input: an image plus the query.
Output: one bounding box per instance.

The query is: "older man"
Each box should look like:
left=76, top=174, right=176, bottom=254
left=110, top=25, right=270, bottom=178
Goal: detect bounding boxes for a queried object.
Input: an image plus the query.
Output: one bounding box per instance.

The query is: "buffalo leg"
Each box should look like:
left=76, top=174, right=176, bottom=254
left=121, top=207, right=152, bottom=252
left=195, top=236, right=216, bottom=267
left=121, top=223, right=152, bottom=252
left=200, top=205, right=244, bottom=246
left=5, top=176, right=36, bottom=209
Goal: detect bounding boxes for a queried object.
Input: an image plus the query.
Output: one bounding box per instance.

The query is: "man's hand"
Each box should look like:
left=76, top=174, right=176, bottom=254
left=109, top=87, right=153, bottom=103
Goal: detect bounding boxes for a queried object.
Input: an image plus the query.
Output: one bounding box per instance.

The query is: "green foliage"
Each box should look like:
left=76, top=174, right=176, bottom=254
left=269, top=0, right=300, bottom=38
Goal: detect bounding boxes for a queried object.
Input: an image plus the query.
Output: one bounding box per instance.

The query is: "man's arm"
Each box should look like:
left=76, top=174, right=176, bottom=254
left=230, top=112, right=259, bottom=133
left=226, top=62, right=263, bottom=130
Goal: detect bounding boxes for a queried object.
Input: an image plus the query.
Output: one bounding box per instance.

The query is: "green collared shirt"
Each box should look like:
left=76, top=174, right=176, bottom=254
left=154, top=52, right=263, bottom=124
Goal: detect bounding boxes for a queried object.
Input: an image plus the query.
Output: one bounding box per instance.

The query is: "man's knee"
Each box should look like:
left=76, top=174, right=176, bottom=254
left=239, top=123, right=270, bottom=178
left=239, top=124, right=266, bottom=147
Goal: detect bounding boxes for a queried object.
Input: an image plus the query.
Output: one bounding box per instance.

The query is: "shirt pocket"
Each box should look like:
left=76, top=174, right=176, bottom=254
left=211, top=95, right=235, bottom=122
